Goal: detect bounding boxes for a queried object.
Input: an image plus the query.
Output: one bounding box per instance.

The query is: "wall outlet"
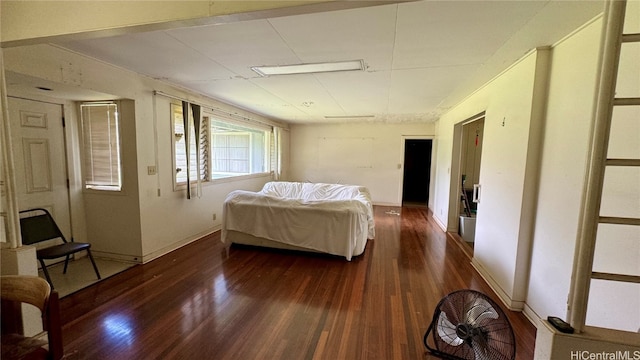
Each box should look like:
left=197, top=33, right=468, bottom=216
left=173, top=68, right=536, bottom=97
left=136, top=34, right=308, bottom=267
left=213, top=213, right=217, bottom=221
left=147, top=165, right=157, bottom=175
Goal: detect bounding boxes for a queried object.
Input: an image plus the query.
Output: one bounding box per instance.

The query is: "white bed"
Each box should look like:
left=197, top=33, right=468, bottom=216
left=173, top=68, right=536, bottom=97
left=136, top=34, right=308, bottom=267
left=221, top=181, right=375, bottom=260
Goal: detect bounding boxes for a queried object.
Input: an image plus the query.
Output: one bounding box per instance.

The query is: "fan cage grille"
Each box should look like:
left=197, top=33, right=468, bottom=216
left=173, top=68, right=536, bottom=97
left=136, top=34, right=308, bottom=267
left=423, top=289, right=516, bottom=360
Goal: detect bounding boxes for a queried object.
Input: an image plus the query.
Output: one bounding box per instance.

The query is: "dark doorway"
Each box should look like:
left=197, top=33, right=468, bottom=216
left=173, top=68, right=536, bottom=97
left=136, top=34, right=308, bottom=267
left=402, top=139, right=432, bottom=206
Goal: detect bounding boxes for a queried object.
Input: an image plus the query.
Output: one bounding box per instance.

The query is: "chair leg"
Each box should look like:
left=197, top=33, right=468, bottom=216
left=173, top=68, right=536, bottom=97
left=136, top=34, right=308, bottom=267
left=39, top=259, right=55, bottom=289
left=63, top=255, right=71, bottom=274
left=46, top=291, right=64, bottom=360
left=86, top=249, right=101, bottom=280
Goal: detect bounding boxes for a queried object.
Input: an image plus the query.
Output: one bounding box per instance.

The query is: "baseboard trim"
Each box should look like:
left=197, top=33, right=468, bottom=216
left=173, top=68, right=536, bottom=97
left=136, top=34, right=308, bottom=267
left=91, top=251, right=141, bottom=264
left=140, top=226, right=221, bottom=264
left=373, top=202, right=401, bottom=207
left=471, top=258, right=525, bottom=311
left=432, top=214, right=447, bottom=231
left=523, top=303, right=543, bottom=329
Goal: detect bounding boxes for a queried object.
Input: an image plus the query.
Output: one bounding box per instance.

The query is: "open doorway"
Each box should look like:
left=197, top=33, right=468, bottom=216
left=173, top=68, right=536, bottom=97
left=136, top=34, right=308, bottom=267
left=460, top=118, right=484, bottom=215
left=459, top=118, right=484, bottom=246
left=447, top=113, right=485, bottom=252
left=402, top=139, right=432, bottom=207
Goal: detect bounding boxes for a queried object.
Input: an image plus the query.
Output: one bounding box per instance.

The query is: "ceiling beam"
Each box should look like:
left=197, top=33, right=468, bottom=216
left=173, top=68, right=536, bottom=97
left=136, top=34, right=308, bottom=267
left=1, top=0, right=414, bottom=48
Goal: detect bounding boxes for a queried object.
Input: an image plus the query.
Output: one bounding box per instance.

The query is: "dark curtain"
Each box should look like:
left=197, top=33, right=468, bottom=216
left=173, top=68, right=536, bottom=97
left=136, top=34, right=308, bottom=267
left=181, top=101, right=191, bottom=199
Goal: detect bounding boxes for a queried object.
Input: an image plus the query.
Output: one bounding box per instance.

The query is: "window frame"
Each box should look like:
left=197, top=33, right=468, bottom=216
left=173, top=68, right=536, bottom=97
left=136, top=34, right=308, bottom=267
left=170, top=104, right=273, bottom=190
left=207, top=113, right=271, bottom=182
left=79, top=101, right=123, bottom=192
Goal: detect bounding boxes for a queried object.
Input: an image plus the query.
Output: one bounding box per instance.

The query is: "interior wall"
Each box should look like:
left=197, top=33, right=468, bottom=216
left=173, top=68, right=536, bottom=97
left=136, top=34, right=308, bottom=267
left=279, top=128, right=291, bottom=181
left=63, top=100, right=89, bottom=251
left=140, top=95, right=274, bottom=260
left=82, top=99, right=143, bottom=259
left=289, top=122, right=435, bottom=206
left=434, top=49, right=544, bottom=309
left=433, top=10, right=638, bottom=333
left=526, top=17, right=602, bottom=327
left=528, top=10, right=639, bottom=332
left=3, top=44, right=286, bottom=263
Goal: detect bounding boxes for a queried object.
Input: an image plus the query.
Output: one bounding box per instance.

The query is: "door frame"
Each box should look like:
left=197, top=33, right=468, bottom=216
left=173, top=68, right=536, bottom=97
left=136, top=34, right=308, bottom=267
left=398, top=135, right=434, bottom=208
left=7, top=93, right=85, bottom=245
left=447, top=111, right=485, bottom=233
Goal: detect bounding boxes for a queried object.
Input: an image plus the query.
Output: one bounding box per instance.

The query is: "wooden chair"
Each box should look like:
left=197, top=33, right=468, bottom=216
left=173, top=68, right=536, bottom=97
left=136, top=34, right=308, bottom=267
left=1, top=275, right=64, bottom=360
left=19, top=208, right=101, bottom=289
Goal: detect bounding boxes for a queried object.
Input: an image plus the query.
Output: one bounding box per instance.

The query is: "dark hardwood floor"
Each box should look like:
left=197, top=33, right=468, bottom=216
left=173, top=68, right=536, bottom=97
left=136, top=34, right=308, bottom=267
left=59, top=206, right=536, bottom=359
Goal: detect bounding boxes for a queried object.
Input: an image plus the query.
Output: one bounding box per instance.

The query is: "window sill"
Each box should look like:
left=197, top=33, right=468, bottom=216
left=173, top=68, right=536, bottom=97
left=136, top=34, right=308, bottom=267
left=83, top=186, right=125, bottom=195
left=211, top=172, right=272, bottom=184
left=173, top=172, right=272, bottom=191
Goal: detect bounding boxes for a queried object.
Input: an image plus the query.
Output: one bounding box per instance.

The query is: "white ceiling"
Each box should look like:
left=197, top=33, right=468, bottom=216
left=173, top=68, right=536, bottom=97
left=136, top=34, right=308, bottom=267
left=52, top=0, right=603, bottom=124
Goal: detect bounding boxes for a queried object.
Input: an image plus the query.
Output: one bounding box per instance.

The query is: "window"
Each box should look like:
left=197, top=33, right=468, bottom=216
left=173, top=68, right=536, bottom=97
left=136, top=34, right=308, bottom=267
left=172, top=104, right=271, bottom=187
left=210, top=120, right=267, bottom=179
left=81, top=102, right=122, bottom=191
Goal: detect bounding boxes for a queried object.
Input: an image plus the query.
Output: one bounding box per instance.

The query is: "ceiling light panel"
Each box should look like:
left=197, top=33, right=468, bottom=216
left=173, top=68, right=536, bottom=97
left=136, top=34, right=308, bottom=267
left=251, top=60, right=364, bottom=76
left=324, top=115, right=374, bottom=119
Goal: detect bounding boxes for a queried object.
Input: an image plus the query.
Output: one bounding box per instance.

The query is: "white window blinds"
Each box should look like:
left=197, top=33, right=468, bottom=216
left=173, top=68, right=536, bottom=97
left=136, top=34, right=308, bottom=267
left=81, top=103, right=122, bottom=191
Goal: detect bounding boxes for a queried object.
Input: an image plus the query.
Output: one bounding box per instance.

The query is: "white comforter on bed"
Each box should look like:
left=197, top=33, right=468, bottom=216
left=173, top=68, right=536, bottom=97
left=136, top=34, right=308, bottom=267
left=222, top=182, right=375, bottom=260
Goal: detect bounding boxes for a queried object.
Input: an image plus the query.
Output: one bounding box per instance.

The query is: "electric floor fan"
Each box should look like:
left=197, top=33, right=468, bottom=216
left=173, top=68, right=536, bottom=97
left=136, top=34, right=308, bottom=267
left=423, top=289, right=516, bottom=360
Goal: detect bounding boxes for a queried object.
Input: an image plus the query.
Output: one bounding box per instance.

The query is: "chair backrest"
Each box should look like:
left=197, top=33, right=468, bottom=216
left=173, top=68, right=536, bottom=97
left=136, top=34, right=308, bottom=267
left=1, top=275, right=64, bottom=360
left=19, top=208, right=67, bottom=246
left=0, top=275, right=51, bottom=312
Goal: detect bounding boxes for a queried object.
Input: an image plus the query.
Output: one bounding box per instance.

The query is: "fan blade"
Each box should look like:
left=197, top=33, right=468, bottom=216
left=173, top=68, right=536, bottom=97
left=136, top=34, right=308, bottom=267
left=465, top=297, right=498, bottom=326
left=437, top=312, right=464, bottom=346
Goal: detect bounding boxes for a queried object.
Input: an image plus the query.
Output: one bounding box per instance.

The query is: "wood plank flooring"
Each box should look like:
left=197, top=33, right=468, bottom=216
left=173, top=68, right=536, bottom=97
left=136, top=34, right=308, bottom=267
left=59, top=206, right=536, bottom=359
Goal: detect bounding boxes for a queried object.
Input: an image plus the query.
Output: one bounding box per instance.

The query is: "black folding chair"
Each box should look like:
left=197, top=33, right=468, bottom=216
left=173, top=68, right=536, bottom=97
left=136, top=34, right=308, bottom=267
left=19, top=208, right=101, bottom=289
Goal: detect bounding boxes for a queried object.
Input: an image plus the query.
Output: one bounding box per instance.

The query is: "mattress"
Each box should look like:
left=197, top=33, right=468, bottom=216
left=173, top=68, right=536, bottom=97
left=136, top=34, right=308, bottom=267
left=221, top=182, right=375, bottom=260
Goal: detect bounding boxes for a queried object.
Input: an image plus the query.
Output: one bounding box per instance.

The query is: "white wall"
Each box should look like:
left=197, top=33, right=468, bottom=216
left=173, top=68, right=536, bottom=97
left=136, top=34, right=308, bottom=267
left=529, top=10, right=639, bottom=332
left=289, top=122, right=435, bottom=206
left=3, top=44, right=286, bottom=263
left=83, top=99, right=143, bottom=259
left=434, top=10, right=639, bottom=333
left=433, top=49, right=547, bottom=309
left=137, top=94, right=276, bottom=261
left=526, top=18, right=602, bottom=327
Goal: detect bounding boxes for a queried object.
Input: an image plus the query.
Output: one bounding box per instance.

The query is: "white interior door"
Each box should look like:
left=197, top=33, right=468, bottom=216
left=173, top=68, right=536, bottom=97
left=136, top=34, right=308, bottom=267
left=8, top=97, right=72, bottom=240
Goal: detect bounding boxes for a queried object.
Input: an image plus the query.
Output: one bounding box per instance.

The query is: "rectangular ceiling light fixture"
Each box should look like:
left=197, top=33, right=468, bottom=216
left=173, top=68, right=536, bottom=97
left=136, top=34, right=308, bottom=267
left=324, top=115, right=375, bottom=119
left=251, top=60, right=364, bottom=77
